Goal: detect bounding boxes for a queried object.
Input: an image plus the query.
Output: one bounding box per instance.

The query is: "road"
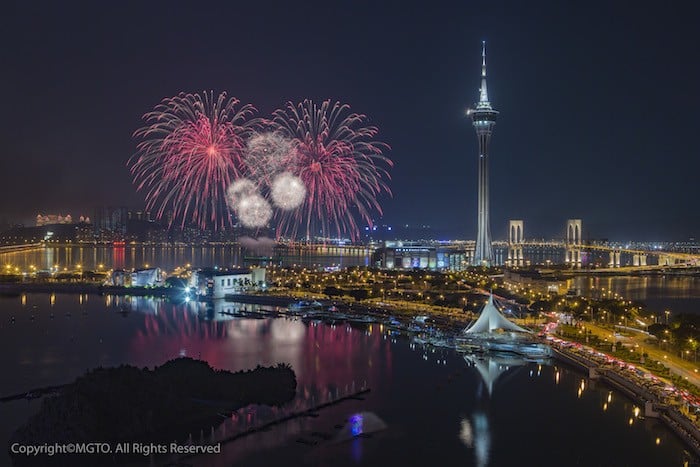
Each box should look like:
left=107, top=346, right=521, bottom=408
left=581, top=321, right=700, bottom=388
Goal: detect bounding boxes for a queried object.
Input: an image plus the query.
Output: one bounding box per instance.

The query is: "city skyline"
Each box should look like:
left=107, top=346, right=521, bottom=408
left=2, top=2, right=699, bottom=241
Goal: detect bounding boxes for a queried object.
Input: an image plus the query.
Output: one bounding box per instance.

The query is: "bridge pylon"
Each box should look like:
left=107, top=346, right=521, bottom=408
left=609, top=250, right=621, bottom=268
left=507, top=220, right=524, bottom=267
left=565, top=219, right=582, bottom=268
left=632, top=253, right=647, bottom=267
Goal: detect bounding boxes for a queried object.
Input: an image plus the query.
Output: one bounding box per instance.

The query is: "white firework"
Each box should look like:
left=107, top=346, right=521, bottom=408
left=244, top=132, right=296, bottom=184
left=237, top=194, right=272, bottom=228
left=226, top=178, right=258, bottom=211
left=270, top=172, right=306, bottom=210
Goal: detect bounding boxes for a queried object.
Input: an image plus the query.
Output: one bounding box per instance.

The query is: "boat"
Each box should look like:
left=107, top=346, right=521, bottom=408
left=288, top=300, right=324, bottom=314
left=346, top=315, right=375, bottom=324
left=426, top=337, right=453, bottom=348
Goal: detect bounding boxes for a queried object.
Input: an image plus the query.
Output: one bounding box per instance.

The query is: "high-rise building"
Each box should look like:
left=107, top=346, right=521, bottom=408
left=468, top=41, right=498, bottom=266
left=93, top=206, right=128, bottom=241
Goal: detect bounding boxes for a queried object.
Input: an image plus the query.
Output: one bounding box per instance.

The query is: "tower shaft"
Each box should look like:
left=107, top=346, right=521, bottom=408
left=469, top=41, right=498, bottom=266
left=474, top=127, right=494, bottom=265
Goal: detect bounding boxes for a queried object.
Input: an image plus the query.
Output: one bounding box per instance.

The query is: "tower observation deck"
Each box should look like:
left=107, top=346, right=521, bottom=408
left=468, top=41, right=498, bottom=266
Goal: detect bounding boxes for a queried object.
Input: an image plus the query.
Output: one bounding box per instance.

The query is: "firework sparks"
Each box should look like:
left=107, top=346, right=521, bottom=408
left=271, top=99, right=392, bottom=240
left=129, top=91, right=257, bottom=229
left=270, top=172, right=306, bottom=210
left=244, top=132, right=296, bottom=184
left=226, top=178, right=259, bottom=211
left=236, top=194, right=272, bottom=228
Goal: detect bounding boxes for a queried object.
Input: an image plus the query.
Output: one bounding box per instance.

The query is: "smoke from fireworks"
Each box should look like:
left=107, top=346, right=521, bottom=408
left=129, top=91, right=256, bottom=229
left=270, top=172, right=306, bottom=210
left=244, top=132, right=295, bottom=184
left=239, top=236, right=277, bottom=255
left=271, top=99, right=392, bottom=240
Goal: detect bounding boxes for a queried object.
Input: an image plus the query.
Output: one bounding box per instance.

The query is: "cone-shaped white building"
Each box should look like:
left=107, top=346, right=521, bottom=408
left=464, top=295, right=531, bottom=334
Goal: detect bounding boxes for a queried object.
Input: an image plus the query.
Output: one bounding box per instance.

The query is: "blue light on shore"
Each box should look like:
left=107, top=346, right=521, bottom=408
left=350, top=414, right=363, bottom=436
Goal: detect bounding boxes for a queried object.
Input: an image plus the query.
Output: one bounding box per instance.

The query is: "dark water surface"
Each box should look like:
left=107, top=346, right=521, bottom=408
left=0, top=294, right=693, bottom=466
left=572, top=275, right=700, bottom=316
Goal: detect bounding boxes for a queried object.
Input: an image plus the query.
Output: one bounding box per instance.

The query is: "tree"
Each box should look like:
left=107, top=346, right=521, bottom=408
left=348, top=289, right=369, bottom=302
left=323, top=286, right=343, bottom=298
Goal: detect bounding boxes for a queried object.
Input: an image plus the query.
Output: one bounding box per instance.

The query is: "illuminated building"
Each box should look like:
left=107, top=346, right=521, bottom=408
left=468, top=41, right=498, bottom=266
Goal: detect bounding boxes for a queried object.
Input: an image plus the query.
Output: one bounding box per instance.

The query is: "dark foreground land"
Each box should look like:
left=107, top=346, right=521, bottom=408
left=9, top=358, right=297, bottom=466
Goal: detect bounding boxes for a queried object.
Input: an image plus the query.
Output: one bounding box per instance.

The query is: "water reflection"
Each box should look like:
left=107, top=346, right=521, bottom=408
left=464, top=353, right=531, bottom=397
left=461, top=353, right=535, bottom=467
left=0, top=294, right=695, bottom=467
left=573, top=275, right=700, bottom=300
left=0, top=244, right=372, bottom=272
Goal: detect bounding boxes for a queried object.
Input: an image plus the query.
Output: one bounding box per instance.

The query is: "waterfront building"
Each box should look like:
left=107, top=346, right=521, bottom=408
left=377, top=240, right=475, bottom=271
left=130, top=268, right=163, bottom=287
left=377, top=241, right=437, bottom=269
left=460, top=295, right=549, bottom=357
left=464, top=295, right=529, bottom=334
left=189, top=267, right=266, bottom=299
left=106, top=268, right=163, bottom=287
left=468, top=41, right=498, bottom=266
left=109, top=270, right=130, bottom=286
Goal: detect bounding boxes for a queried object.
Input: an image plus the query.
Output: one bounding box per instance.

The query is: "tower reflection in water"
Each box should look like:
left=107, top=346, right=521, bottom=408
left=461, top=353, right=537, bottom=467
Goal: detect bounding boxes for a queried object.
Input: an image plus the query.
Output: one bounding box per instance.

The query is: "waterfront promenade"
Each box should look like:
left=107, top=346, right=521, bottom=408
left=551, top=342, right=700, bottom=456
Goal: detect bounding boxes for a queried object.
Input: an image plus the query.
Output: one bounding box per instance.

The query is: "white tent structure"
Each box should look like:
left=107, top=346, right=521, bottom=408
left=464, top=295, right=531, bottom=334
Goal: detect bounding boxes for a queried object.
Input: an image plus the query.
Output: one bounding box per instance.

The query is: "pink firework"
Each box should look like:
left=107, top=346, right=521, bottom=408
left=129, top=91, right=257, bottom=229
left=272, top=99, right=392, bottom=241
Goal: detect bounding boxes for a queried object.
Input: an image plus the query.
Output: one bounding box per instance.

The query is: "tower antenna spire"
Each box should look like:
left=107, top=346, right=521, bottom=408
left=479, top=40, right=489, bottom=104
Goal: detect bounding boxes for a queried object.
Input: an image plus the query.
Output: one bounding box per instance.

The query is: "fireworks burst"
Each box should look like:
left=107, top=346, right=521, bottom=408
left=226, top=178, right=259, bottom=211
left=270, top=172, right=306, bottom=210
left=271, top=99, right=392, bottom=240
left=244, top=132, right=296, bottom=184
left=129, top=91, right=257, bottom=229
left=236, top=194, right=272, bottom=228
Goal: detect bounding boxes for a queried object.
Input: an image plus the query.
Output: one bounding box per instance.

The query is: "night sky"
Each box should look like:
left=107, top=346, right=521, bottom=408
left=2, top=1, right=699, bottom=241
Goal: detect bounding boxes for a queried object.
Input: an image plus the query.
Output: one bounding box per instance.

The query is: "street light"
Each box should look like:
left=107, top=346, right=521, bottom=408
left=665, top=310, right=670, bottom=324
